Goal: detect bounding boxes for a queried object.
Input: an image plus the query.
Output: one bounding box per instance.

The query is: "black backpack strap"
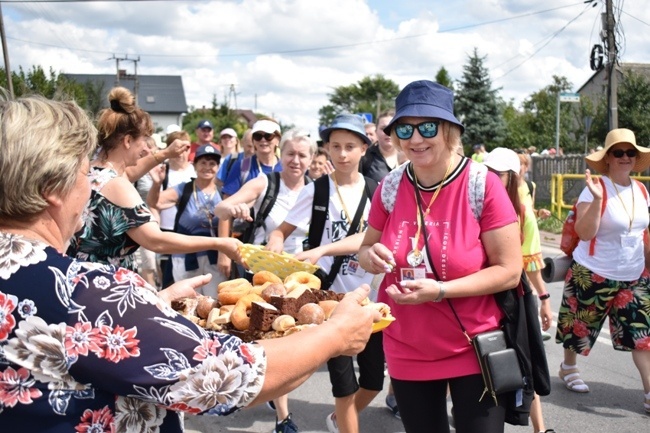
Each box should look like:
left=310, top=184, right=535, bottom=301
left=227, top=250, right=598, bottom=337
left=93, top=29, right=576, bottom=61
left=242, top=172, right=281, bottom=244
left=525, top=179, right=534, bottom=197
left=307, top=175, right=330, bottom=250
left=173, top=179, right=195, bottom=232
left=322, top=177, right=373, bottom=289
left=162, top=162, right=170, bottom=191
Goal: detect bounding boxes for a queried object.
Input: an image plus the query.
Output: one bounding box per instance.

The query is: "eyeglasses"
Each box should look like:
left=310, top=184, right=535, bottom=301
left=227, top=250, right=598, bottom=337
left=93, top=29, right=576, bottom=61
left=611, top=149, right=638, bottom=158
left=253, top=132, right=277, bottom=142
left=394, top=121, right=439, bottom=140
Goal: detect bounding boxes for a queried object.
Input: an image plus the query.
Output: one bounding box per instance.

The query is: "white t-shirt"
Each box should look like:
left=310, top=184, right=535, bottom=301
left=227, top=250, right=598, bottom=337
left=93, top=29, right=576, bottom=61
left=573, top=176, right=649, bottom=281
left=285, top=175, right=375, bottom=298
left=252, top=175, right=307, bottom=254
left=159, top=165, right=196, bottom=230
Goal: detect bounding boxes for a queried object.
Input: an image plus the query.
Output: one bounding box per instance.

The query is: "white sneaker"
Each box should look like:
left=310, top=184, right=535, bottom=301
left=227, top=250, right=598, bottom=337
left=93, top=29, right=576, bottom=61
left=325, top=412, right=339, bottom=433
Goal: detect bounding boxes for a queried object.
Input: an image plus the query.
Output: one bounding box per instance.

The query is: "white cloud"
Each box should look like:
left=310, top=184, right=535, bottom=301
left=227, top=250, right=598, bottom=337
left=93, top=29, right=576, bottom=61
left=2, top=0, right=650, bottom=136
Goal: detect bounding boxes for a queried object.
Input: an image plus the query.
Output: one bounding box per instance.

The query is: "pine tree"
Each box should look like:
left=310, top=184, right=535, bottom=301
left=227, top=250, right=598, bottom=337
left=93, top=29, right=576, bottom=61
left=455, top=48, right=505, bottom=150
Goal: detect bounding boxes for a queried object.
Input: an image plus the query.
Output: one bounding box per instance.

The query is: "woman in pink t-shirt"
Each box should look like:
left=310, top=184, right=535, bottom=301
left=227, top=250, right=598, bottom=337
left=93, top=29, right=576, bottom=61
left=358, top=80, right=521, bottom=433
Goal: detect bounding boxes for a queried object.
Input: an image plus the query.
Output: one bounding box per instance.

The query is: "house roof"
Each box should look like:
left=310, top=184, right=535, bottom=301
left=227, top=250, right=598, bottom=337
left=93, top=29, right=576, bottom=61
left=577, top=62, right=650, bottom=94
left=63, top=73, right=188, bottom=114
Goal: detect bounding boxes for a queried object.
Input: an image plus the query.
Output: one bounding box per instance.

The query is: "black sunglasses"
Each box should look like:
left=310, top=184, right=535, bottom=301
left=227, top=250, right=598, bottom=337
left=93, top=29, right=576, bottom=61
left=253, top=132, right=277, bottom=141
left=394, top=121, right=439, bottom=140
left=610, top=149, right=638, bottom=158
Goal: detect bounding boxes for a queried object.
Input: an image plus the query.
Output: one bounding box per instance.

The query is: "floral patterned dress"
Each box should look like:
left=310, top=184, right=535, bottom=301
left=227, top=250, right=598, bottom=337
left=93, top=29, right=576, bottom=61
left=0, top=232, right=266, bottom=433
left=67, top=166, right=156, bottom=271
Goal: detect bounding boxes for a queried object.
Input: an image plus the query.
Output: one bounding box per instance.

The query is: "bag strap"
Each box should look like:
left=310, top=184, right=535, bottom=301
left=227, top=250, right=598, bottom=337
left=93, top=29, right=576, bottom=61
left=162, top=162, right=170, bottom=190
left=307, top=175, right=331, bottom=249
left=242, top=172, right=281, bottom=244
left=173, top=179, right=195, bottom=232
left=323, top=178, right=372, bottom=288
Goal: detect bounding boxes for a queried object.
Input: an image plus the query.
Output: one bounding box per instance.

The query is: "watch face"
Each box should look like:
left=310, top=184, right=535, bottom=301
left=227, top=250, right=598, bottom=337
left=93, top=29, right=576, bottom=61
left=406, top=250, right=423, bottom=267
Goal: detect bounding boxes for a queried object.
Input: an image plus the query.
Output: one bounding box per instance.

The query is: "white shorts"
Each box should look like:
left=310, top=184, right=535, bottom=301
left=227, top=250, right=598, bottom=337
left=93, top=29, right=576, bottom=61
left=137, top=247, right=157, bottom=271
left=172, top=255, right=226, bottom=298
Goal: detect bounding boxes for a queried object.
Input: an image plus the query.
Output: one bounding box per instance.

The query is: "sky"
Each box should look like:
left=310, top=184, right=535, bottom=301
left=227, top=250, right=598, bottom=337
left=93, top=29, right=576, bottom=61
left=1, top=0, right=649, bottom=135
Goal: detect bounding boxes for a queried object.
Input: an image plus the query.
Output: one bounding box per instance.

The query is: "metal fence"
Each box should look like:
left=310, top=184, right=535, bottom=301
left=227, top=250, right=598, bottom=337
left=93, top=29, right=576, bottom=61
left=530, top=156, right=586, bottom=205
left=531, top=155, right=650, bottom=208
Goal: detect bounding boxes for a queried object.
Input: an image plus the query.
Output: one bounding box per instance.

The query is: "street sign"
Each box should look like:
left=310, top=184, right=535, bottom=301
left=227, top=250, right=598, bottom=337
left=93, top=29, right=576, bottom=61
left=559, top=92, right=580, bottom=102
left=358, top=112, right=373, bottom=123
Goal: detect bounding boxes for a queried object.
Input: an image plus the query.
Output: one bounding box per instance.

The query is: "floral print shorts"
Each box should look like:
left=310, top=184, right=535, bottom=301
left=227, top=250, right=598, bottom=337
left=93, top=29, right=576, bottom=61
left=555, top=261, right=650, bottom=354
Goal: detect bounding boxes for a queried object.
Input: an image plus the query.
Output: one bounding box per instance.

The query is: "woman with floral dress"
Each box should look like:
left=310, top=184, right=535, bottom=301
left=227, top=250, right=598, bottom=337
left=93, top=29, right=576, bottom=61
left=555, top=128, right=650, bottom=415
left=0, top=95, right=378, bottom=432
left=66, top=86, right=241, bottom=272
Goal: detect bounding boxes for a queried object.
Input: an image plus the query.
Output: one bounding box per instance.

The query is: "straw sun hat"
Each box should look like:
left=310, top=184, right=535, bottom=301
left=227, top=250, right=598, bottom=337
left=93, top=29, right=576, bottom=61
left=585, top=128, right=650, bottom=173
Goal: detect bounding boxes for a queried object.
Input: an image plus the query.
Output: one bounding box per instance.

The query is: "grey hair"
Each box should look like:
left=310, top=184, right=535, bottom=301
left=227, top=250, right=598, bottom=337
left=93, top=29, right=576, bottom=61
left=0, top=95, right=97, bottom=220
left=279, top=129, right=318, bottom=156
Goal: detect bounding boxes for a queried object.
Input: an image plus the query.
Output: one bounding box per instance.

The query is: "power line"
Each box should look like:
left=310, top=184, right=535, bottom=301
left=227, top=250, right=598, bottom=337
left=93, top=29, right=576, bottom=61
left=4, top=2, right=585, bottom=59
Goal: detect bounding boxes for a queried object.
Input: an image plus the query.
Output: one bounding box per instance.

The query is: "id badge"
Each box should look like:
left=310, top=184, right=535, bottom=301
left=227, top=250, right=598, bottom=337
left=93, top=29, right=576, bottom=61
left=401, top=268, right=426, bottom=281
left=347, top=260, right=365, bottom=277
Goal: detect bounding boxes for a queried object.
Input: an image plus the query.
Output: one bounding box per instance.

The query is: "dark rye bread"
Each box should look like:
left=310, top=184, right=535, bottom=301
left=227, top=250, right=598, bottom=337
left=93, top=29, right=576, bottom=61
left=270, top=288, right=319, bottom=318
left=249, top=301, right=280, bottom=331
left=313, top=290, right=345, bottom=302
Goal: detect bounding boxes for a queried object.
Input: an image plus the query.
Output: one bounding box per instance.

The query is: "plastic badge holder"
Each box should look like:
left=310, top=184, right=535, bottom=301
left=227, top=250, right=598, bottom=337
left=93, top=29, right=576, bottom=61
left=240, top=244, right=320, bottom=278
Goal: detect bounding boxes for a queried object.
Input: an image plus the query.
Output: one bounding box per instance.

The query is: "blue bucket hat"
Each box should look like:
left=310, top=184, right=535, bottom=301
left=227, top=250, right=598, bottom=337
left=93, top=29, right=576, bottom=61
left=194, top=144, right=221, bottom=163
left=384, top=80, right=464, bottom=135
left=320, top=113, right=372, bottom=146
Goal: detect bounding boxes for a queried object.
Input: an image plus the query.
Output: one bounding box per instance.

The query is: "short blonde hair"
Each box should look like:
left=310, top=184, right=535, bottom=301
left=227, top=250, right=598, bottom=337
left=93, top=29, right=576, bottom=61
left=0, top=95, right=97, bottom=220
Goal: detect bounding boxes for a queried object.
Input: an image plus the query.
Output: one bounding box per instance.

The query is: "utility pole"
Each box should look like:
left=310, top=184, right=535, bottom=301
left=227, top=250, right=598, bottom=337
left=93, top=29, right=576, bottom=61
left=109, top=55, right=140, bottom=104
left=0, top=4, right=14, bottom=98
left=605, top=0, right=617, bottom=129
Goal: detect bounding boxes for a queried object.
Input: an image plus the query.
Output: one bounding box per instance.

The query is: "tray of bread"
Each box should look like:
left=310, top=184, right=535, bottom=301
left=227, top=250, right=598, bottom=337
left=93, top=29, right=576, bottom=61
left=239, top=244, right=320, bottom=278
left=171, top=270, right=395, bottom=341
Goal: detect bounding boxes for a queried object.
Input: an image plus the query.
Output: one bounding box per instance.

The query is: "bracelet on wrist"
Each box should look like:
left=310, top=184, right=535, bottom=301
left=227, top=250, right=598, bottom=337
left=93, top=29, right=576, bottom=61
left=538, top=292, right=550, bottom=301
left=152, top=151, right=163, bottom=164
left=434, top=281, right=446, bottom=302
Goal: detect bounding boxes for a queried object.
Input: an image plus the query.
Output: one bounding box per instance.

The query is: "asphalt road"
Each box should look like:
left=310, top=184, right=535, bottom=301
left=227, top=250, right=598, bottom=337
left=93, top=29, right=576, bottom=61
left=185, top=244, right=650, bottom=432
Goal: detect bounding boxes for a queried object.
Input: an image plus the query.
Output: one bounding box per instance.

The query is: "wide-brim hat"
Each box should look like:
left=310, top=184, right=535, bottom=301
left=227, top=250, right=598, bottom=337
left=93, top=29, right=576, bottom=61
left=320, top=113, right=372, bottom=146
left=384, top=80, right=464, bottom=135
left=586, top=128, right=650, bottom=173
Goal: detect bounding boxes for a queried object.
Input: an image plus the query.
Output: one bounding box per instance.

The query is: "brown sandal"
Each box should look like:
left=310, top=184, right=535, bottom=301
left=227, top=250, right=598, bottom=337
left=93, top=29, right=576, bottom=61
left=559, top=364, right=589, bottom=393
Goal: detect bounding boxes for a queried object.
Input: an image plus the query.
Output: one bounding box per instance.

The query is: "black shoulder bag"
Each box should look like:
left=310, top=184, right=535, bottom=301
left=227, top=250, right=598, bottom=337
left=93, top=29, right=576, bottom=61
left=417, top=189, right=524, bottom=406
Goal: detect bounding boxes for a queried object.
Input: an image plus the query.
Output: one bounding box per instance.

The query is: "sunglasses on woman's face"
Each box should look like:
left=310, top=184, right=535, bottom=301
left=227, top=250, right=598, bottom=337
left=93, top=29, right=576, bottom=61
left=253, top=132, right=276, bottom=142
left=394, top=121, right=439, bottom=140
left=610, top=149, right=638, bottom=158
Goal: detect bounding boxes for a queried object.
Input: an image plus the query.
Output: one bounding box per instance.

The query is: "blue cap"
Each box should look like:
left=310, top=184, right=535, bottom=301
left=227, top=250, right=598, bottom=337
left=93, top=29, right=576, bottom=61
left=194, top=144, right=221, bottom=163
left=196, top=119, right=213, bottom=130
left=320, top=113, right=372, bottom=146
left=384, top=80, right=464, bottom=135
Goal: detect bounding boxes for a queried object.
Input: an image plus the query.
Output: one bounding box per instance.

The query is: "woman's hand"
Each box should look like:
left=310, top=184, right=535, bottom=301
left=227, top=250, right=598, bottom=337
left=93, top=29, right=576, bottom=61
left=265, top=237, right=284, bottom=254
left=585, top=169, right=603, bottom=201
left=539, top=299, right=553, bottom=331
left=360, top=242, right=395, bottom=274
left=294, top=247, right=323, bottom=264
left=149, top=163, right=166, bottom=184
left=323, top=160, right=335, bottom=176
left=536, top=208, right=551, bottom=219
left=385, top=279, right=442, bottom=305
left=157, top=274, right=212, bottom=305
left=163, top=139, right=191, bottom=159
left=326, top=285, right=380, bottom=356
left=216, top=237, right=243, bottom=263
left=221, top=203, right=254, bottom=222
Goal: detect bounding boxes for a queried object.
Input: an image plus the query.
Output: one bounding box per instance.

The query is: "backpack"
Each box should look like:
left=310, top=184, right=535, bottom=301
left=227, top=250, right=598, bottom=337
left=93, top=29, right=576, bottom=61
left=306, top=175, right=378, bottom=290
left=240, top=172, right=312, bottom=244
left=559, top=178, right=648, bottom=257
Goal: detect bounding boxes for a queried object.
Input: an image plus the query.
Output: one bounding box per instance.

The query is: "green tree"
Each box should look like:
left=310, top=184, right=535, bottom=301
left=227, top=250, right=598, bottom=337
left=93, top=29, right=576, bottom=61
left=435, top=67, right=454, bottom=89
left=0, top=65, right=85, bottom=102
left=617, top=70, right=650, bottom=147
left=455, top=48, right=505, bottom=152
left=518, top=75, right=576, bottom=153
left=318, top=74, right=399, bottom=126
